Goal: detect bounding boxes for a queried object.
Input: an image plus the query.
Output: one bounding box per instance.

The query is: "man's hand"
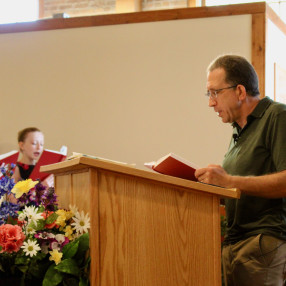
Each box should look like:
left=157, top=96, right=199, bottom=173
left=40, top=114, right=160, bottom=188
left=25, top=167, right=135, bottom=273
left=195, top=164, right=231, bottom=188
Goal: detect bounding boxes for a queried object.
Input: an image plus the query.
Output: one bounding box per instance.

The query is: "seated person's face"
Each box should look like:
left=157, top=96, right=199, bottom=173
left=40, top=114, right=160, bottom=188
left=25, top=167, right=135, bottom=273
left=19, top=131, right=44, bottom=163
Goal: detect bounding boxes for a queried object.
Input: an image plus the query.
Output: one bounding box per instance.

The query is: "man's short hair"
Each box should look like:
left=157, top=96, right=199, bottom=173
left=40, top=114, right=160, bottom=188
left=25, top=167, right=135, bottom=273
left=207, top=55, right=260, bottom=97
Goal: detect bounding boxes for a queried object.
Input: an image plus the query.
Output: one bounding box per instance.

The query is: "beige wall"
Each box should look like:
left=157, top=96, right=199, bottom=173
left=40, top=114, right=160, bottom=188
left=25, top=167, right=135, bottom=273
left=0, top=14, right=252, bottom=169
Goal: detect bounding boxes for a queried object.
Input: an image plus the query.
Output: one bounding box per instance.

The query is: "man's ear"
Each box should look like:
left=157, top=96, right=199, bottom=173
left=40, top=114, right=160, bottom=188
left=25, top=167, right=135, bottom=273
left=236, top=84, right=247, bottom=101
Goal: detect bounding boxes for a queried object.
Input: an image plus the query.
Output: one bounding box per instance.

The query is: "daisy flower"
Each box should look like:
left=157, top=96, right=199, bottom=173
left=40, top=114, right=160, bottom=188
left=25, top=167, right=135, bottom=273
left=69, top=204, right=79, bottom=216
left=49, top=249, right=63, bottom=265
left=22, top=239, right=41, bottom=257
left=71, top=210, right=90, bottom=234
left=25, top=225, right=36, bottom=236
left=11, top=179, right=38, bottom=199
left=23, top=205, right=43, bottom=226
left=17, top=212, right=26, bottom=222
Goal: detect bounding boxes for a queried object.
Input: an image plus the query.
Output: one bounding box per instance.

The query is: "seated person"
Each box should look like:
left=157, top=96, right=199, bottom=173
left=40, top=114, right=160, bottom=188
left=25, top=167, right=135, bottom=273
left=12, top=127, right=54, bottom=188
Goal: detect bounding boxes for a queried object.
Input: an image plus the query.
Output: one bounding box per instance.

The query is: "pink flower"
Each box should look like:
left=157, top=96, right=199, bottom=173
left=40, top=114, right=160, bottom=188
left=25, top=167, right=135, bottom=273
left=0, top=224, right=25, bottom=253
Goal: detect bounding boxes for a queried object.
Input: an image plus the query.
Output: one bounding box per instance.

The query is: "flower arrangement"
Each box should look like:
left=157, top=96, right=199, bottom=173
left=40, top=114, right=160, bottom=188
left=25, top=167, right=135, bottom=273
left=0, top=164, right=91, bottom=285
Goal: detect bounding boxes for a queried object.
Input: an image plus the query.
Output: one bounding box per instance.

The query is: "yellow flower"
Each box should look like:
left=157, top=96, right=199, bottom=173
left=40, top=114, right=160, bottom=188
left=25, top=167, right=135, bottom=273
left=64, top=225, right=73, bottom=240
left=11, top=179, right=38, bottom=199
left=65, top=210, right=74, bottom=220
left=56, top=209, right=67, bottom=227
left=49, top=249, right=63, bottom=265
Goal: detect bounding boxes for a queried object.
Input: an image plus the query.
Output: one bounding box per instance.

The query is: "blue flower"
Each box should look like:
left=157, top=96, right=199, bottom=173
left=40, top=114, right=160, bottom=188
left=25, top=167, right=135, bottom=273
left=0, top=176, right=15, bottom=197
left=0, top=201, right=19, bottom=225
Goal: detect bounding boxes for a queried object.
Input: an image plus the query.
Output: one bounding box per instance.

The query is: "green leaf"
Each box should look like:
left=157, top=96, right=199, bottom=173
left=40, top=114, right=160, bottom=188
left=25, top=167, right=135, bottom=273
left=28, top=256, right=51, bottom=279
left=17, top=265, right=29, bottom=274
left=79, top=276, right=89, bottom=286
left=29, top=219, right=45, bottom=231
left=43, top=264, right=63, bottom=286
left=46, top=212, right=58, bottom=224
left=38, top=205, right=45, bottom=212
left=75, top=233, right=90, bottom=259
left=15, top=256, right=29, bottom=265
left=55, top=258, right=80, bottom=276
left=62, top=240, right=79, bottom=259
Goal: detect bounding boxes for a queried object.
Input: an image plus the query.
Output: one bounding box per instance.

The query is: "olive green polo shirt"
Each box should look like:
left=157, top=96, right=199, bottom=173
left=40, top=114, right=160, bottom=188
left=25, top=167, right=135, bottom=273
left=222, top=97, right=286, bottom=244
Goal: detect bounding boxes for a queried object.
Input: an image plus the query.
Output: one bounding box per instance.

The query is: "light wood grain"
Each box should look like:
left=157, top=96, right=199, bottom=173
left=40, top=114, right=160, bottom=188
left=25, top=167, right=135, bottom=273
left=252, top=13, right=266, bottom=97
left=50, top=158, right=237, bottom=285
left=42, top=157, right=240, bottom=199
left=98, top=170, right=221, bottom=285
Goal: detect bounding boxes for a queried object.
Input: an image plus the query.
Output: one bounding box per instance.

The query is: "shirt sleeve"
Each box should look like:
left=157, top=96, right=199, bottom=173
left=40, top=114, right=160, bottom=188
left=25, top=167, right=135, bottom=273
left=269, top=109, right=286, bottom=172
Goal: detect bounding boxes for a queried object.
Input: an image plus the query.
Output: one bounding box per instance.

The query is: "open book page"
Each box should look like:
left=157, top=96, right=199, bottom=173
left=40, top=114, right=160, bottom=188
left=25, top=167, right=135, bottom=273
left=67, top=152, right=136, bottom=167
left=144, top=153, right=199, bottom=181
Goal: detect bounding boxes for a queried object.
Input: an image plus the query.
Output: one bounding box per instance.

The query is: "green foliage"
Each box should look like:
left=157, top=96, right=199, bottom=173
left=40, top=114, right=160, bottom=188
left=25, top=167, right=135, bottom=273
left=0, top=234, right=90, bottom=285
left=62, top=239, right=79, bottom=259
left=55, top=258, right=80, bottom=276
left=42, top=233, right=90, bottom=286
left=43, top=264, right=64, bottom=286
left=46, top=212, right=58, bottom=224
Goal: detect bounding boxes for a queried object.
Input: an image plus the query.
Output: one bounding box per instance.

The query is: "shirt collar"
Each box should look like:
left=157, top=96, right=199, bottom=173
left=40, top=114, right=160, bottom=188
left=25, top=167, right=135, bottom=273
left=232, top=96, right=272, bottom=130
left=249, top=96, right=272, bottom=118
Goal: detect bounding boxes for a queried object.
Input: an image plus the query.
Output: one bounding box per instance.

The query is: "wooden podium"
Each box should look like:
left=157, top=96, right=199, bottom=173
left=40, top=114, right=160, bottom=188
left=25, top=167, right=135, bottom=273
left=41, top=157, right=240, bottom=286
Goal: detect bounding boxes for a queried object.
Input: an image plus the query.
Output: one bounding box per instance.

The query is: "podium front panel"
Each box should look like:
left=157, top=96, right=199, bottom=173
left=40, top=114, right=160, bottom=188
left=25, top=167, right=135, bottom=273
left=54, top=166, right=221, bottom=286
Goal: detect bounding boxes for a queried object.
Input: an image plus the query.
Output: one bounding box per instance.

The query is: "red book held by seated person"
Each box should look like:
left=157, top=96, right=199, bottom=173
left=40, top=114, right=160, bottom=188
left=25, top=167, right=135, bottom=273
left=0, top=146, right=67, bottom=181
left=144, top=152, right=199, bottom=181
left=29, top=146, right=67, bottom=181
left=0, top=150, right=19, bottom=166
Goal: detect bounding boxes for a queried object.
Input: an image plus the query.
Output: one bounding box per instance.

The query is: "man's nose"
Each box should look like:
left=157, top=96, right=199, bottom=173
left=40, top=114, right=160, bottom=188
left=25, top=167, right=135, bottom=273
left=208, top=97, right=216, bottom=107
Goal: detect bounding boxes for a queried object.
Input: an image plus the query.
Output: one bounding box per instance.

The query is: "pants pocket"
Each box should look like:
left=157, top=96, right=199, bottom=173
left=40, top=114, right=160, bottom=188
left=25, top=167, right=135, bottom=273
left=259, top=234, right=282, bottom=267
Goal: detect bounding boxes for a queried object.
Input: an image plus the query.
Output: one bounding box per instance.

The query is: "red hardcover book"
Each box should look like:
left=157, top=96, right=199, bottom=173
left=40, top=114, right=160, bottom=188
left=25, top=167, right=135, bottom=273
left=30, top=147, right=67, bottom=181
left=144, top=152, right=199, bottom=181
left=0, top=150, right=19, bottom=166
left=0, top=147, right=67, bottom=181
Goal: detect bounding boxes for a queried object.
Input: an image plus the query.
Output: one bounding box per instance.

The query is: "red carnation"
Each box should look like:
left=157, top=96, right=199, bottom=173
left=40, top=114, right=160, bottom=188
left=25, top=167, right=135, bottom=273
left=0, top=224, right=25, bottom=253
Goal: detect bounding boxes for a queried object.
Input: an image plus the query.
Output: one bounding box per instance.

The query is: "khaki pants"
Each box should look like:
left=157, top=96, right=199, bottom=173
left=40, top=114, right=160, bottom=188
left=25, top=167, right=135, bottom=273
left=222, top=234, right=286, bottom=286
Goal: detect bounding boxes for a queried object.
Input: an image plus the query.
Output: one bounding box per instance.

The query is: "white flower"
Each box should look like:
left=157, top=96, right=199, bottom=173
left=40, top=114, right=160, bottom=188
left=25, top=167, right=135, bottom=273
left=50, top=241, right=61, bottom=251
left=71, top=210, right=90, bottom=234
left=18, top=213, right=26, bottom=222
left=55, top=234, right=65, bottom=244
left=0, top=196, right=4, bottom=205
left=69, top=204, right=79, bottom=216
left=23, top=205, right=43, bottom=226
left=37, top=231, right=55, bottom=239
left=21, top=239, right=41, bottom=257
left=26, top=225, right=36, bottom=236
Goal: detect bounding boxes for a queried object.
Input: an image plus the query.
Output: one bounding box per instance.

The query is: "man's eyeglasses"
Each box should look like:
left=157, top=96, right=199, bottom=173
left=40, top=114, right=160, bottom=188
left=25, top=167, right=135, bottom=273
left=205, top=85, right=237, bottom=99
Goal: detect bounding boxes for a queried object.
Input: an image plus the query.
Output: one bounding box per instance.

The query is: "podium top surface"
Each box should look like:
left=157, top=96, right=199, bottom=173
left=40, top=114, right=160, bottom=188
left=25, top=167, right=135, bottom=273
left=41, top=156, right=240, bottom=199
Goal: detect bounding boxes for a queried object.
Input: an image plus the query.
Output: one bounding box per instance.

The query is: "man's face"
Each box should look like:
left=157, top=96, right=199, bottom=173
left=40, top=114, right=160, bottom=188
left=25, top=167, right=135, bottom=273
left=206, top=68, right=240, bottom=124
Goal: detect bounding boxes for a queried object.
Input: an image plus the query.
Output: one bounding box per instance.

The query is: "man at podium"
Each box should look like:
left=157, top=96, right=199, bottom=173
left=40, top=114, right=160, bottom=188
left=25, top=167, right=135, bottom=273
left=195, top=55, right=286, bottom=286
